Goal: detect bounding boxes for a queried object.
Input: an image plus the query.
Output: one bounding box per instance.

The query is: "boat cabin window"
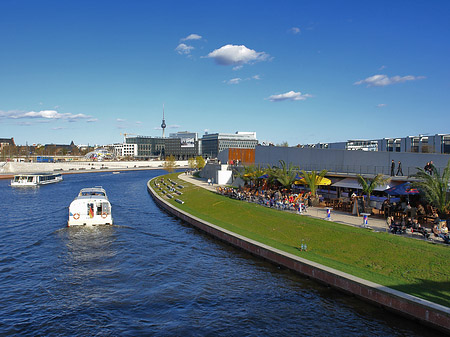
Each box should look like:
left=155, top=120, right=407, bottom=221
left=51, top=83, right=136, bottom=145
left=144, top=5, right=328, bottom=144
left=81, top=191, right=106, bottom=196
left=102, top=202, right=110, bottom=214
left=28, top=177, right=33, bottom=182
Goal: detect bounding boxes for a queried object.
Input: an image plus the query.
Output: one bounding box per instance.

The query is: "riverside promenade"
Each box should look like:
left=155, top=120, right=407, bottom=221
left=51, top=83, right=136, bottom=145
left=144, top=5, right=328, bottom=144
left=148, top=174, right=450, bottom=333
left=177, top=173, right=442, bottom=243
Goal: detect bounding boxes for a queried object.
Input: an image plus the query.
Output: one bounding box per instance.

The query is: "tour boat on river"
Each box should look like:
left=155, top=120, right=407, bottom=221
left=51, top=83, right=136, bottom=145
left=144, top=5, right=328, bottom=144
left=11, top=173, right=63, bottom=187
left=68, top=186, right=113, bottom=226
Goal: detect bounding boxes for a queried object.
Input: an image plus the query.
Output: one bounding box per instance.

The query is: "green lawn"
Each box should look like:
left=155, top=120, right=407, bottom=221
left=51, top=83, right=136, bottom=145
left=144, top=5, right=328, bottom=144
left=151, top=173, right=450, bottom=308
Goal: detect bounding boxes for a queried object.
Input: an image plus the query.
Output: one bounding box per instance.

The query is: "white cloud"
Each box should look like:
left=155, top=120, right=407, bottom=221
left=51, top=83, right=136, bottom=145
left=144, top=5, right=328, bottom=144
left=87, top=118, right=98, bottom=122
left=206, top=44, right=270, bottom=67
left=289, top=27, right=301, bottom=34
left=169, top=124, right=180, bottom=129
left=116, top=118, right=126, bottom=122
left=354, top=74, right=425, bottom=87
left=267, top=91, right=312, bottom=102
left=0, top=109, right=91, bottom=120
left=377, top=103, right=387, bottom=108
left=181, top=33, right=202, bottom=41
left=175, top=43, right=194, bottom=55
left=224, top=75, right=262, bottom=85
left=225, top=78, right=242, bottom=85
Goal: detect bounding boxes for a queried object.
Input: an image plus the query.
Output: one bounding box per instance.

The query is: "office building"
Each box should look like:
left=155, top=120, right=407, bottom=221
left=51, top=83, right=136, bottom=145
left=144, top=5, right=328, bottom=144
left=201, top=132, right=258, bottom=158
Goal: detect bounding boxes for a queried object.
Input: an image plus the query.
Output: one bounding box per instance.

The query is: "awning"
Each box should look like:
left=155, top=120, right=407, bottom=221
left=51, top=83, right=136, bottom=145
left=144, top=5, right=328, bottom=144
left=385, top=182, right=420, bottom=195
left=332, top=177, right=398, bottom=191
left=294, top=177, right=332, bottom=186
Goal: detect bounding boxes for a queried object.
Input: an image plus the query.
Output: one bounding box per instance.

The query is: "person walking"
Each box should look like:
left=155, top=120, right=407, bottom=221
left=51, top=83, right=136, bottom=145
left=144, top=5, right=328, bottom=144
left=390, top=160, right=395, bottom=176
left=396, top=161, right=403, bottom=176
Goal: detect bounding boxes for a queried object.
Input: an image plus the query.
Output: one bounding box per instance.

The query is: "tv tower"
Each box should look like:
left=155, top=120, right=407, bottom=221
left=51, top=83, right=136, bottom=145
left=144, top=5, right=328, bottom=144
left=161, top=104, right=166, bottom=138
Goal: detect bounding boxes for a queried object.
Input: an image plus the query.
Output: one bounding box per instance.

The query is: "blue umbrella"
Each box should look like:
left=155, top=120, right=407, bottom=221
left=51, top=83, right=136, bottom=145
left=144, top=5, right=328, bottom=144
left=258, top=174, right=269, bottom=179
left=384, top=182, right=420, bottom=196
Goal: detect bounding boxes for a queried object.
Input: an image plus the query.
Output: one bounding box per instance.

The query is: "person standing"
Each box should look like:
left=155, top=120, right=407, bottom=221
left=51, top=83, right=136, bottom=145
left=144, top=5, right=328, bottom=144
left=390, top=160, right=395, bottom=176
left=396, top=161, right=403, bottom=176
left=429, top=161, right=434, bottom=175
left=423, top=162, right=430, bottom=174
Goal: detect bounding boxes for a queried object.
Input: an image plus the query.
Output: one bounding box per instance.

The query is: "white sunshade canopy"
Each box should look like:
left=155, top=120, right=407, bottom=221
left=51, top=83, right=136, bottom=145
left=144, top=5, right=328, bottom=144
left=331, top=178, right=398, bottom=191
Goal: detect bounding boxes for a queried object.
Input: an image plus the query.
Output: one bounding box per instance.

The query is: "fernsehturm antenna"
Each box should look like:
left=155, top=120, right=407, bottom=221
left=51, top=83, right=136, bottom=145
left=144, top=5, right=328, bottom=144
left=161, top=104, right=166, bottom=138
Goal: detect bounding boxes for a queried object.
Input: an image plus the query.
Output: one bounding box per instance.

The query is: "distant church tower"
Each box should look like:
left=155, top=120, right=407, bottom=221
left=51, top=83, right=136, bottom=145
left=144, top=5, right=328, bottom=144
left=161, top=104, right=166, bottom=138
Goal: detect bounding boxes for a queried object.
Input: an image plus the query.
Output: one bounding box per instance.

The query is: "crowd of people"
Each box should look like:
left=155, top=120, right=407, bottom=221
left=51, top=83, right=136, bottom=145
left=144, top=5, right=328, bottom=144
left=216, top=186, right=311, bottom=213
left=216, top=185, right=450, bottom=244
left=386, top=212, right=449, bottom=243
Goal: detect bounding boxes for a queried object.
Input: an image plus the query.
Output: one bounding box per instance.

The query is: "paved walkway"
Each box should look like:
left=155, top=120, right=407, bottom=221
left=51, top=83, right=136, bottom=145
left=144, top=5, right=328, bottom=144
left=177, top=173, right=442, bottom=243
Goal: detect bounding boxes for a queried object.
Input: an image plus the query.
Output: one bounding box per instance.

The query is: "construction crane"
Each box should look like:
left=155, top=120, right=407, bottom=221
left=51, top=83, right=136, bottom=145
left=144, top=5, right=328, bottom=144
left=120, top=133, right=137, bottom=143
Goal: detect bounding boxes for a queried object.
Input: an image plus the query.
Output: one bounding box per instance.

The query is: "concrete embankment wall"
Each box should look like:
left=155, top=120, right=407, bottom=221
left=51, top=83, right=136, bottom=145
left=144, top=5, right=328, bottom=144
left=1, top=160, right=188, bottom=174
left=147, top=178, right=450, bottom=333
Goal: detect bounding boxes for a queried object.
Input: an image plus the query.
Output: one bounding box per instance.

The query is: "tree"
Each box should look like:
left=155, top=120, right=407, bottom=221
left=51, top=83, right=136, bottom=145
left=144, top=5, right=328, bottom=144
left=188, top=157, right=196, bottom=171
left=163, top=155, right=176, bottom=173
left=274, top=160, right=299, bottom=190
left=301, top=169, right=328, bottom=198
left=195, top=156, right=206, bottom=170
left=413, top=160, right=450, bottom=218
left=235, top=165, right=256, bottom=185
left=357, top=174, right=390, bottom=210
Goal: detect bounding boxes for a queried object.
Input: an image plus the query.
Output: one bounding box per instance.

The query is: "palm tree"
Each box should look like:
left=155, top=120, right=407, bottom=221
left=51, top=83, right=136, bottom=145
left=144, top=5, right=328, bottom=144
left=274, top=160, right=299, bottom=190
left=357, top=174, right=390, bottom=210
left=301, top=169, right=328, bottom=198
left=235, top=164, right=265, bottom=186
left=412, top=160, right=450, bottom=218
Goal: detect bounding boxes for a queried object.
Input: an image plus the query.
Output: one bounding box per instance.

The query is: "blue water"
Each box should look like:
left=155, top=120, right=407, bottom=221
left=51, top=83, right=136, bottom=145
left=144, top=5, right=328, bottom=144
left=0, top=170, right=439, bottom=336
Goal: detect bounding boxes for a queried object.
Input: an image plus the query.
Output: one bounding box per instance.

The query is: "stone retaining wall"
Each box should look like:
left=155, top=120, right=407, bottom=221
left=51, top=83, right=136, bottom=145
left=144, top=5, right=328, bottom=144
left=1, top=160, right=188, bottom=174
left=147, top=178, right=450, bottom=333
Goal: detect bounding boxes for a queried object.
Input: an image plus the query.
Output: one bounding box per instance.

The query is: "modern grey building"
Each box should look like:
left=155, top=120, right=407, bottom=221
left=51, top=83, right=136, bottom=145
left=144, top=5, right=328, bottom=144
left=201, top=132, right=258, bottom=158
left=125, top=136, right=199, bottom=160
left=301, top=133, right=450, bottom=154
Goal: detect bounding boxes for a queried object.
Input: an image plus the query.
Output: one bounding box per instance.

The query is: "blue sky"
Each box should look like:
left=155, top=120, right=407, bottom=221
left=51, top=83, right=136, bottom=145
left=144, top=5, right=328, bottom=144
left=1, top=0, right=449, bottom=146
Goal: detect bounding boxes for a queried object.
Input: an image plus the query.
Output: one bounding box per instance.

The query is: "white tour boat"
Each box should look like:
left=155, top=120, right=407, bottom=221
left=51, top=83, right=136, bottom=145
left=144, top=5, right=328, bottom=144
left=68, top=186, right=113, bottom=226
left=11, top=173, right=63, bottom=187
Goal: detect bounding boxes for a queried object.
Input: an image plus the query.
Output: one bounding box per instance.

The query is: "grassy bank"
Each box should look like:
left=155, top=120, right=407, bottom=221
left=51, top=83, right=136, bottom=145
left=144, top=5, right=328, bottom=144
left=151, top=173, right=450, bottom=308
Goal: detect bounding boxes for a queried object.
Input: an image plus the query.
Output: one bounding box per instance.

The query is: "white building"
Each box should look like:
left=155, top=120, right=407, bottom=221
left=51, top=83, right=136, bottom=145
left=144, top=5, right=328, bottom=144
left=111, top=143, right=137, bottom=158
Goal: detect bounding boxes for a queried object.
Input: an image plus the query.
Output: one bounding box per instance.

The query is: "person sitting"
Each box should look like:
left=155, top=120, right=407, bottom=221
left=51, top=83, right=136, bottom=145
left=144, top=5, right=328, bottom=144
left=433, top=224, right=450, bottom=244
left=441, top=222, right=449, bottom=234
left=405, top=217, right=414, bottom=229
left=388, top=216, right=404, bottom=234
left=382, top=199, right=391, bottom=218
left=416, top=203, right=425, bottom=216
left=440, top=234, right=450, bottom=244
left=411, top=219, right=430, bottom=238
left=433, top=210, right=440, bottom=219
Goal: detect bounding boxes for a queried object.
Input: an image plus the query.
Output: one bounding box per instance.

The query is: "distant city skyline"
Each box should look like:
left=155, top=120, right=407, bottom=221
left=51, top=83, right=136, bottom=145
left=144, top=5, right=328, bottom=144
left=0, top=0, right=449, bottom=146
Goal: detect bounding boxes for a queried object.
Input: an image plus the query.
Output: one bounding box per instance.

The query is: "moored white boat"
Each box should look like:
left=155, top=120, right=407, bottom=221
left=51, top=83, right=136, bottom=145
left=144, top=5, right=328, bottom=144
left=11, top=173, right=63, bottom=187
left=68, top=186, right=113, bottom=226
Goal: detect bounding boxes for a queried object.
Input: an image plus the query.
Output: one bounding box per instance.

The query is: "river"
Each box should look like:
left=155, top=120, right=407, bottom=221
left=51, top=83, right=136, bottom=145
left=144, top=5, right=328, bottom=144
left=0, top=170, right=439, bottom=336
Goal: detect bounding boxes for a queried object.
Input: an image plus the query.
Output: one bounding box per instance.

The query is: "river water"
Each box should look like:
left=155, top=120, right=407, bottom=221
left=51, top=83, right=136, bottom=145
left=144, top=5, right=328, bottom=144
left=0, top=170, right=440, bottom=336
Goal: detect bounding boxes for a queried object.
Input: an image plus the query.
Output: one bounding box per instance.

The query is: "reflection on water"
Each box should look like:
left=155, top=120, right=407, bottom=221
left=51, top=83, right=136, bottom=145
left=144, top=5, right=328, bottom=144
left=0, top=171, right=442, bottom=336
